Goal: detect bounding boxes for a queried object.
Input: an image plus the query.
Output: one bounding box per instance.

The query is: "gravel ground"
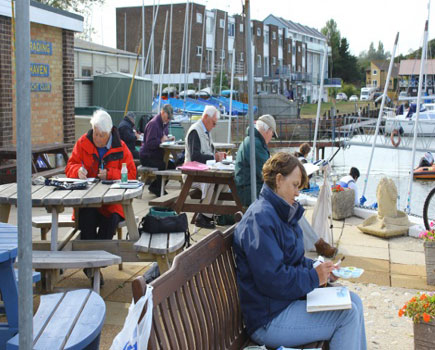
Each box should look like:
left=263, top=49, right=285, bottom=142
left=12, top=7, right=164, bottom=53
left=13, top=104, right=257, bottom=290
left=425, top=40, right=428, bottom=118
left=342, top=280, right=419, bottom=350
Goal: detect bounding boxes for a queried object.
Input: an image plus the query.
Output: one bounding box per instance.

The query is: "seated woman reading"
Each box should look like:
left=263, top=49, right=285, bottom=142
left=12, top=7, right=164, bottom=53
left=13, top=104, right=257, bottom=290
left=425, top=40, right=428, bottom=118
left=233, top=152, right=366, bottom=349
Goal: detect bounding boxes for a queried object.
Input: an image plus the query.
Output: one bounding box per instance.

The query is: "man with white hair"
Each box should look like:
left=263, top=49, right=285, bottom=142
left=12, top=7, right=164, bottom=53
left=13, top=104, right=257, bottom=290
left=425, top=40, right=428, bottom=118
left=184, top=105, right=226, bottom=228
left=66, top=109, right=137, bottom=241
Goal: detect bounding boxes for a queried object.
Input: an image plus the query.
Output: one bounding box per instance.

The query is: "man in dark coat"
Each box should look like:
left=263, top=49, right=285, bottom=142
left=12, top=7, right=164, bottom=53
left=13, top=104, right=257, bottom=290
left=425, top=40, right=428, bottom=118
left=118, top=111, right=140, bottom=159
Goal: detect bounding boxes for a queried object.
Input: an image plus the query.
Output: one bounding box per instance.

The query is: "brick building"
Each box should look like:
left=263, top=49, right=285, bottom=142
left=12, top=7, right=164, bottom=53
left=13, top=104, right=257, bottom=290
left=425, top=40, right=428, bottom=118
left=0, top=1, right=83, bottom=148
left=116, top=3, right=332, bottom=102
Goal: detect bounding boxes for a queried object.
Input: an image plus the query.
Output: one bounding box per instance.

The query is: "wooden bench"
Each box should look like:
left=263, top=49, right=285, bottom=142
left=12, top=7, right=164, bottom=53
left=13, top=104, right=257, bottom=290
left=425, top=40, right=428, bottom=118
left=137, top=165, right=158, bottom=183
left=134, top=231, right=185, bottom=274
left=7, top=289, right=105, bottom=350
left=32, top=250, right=122, bottom=294
left=152, top=169, right=183, bottom=196
left=148, top=188, right=201, bottom=208
left=32, top=166, right=66, bottom=179
left=132, top=224, right=327, bottom=349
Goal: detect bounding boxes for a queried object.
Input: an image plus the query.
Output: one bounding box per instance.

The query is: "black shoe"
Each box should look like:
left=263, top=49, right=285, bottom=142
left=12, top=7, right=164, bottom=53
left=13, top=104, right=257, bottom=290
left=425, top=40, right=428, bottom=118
left=148, top=186, right=160, bottom=197
left=195, top=214, right=216, bottom=229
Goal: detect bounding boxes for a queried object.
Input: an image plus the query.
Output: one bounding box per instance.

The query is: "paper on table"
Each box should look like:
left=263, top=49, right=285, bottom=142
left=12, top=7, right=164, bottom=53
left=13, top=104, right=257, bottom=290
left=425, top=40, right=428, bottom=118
left=306, top=286, right=351, bottom=312
left=303, top=163, right=320, bottom=176
left=211, top=162, right=235, bottom=171
left=54, top=177, right=96, bottom=184
left=110, top=181, right=143, bottom=189
left=178, top=161, right=209, bottom=171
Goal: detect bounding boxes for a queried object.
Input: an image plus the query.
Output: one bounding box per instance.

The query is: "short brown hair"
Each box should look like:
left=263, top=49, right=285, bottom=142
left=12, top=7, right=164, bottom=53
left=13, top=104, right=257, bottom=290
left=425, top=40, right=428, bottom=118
left=299, top=142, right=311, bottom=157
left=263, top=152, right=308, bottom=190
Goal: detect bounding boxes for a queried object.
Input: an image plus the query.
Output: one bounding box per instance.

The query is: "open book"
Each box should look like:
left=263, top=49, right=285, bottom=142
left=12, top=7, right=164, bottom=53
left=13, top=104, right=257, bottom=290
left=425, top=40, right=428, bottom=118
left=306, top=286, right=351, bottom=312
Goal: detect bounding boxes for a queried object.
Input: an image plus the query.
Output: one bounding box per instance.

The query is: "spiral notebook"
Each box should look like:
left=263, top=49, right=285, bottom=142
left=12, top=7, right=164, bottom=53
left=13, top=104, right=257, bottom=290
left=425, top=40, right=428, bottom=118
left=306, top=286, right=351, bottom=312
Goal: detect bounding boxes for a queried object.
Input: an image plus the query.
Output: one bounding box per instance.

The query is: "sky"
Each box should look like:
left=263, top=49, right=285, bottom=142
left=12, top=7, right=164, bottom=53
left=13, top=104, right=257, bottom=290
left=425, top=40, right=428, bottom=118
left=87, top=0, right=434, bottom=57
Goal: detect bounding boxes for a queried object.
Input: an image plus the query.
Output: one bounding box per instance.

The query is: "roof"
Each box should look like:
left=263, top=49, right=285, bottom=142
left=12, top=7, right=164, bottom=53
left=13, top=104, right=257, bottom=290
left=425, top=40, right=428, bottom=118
left=94, top=72, right=152, bottom=82
left=263, top=14, right=326, bottom=41
left=74, top=38, right=138, bottom=57
left=399, top=59, right=435, bottom=75
left=370, top=60, right=400, bottom=77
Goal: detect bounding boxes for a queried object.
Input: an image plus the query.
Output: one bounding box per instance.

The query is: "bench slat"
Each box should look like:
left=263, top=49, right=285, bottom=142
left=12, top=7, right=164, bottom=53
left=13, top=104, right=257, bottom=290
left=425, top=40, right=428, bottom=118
left=65, top=291, right=106, bottom=349
left=32, top=250, right=121, bottom=269
left=134, top=232, right=185, bottom=254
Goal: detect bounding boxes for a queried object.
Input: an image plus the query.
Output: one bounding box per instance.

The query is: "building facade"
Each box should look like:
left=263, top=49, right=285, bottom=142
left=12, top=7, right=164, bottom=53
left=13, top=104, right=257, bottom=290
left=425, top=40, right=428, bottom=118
left=0, top=1, right=82, bottom=147
left=398, top=59, right=435, bottom=96
left=116, top=3, right=331, bottom=102
left=365, top=60, right=399, bottom=95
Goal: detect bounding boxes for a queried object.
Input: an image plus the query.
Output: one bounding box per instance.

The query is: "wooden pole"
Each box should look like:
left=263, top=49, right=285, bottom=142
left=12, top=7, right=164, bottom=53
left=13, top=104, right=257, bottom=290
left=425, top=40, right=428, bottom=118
left=124, top=41, right=142, bottom=115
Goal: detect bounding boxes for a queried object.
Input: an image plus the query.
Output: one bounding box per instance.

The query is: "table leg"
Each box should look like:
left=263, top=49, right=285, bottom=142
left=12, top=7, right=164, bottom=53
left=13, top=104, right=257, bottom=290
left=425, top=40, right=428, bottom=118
left=122, top=202, right=139, bottom=240
left=93, top=269, right=100, bottom=294
left=156, top=255, right=170, bottom=274
left=50, top=208, right=58, bottom=251
left=0, top=204, right=11, bottom=223
left=174, top=176, right=194, bottom=213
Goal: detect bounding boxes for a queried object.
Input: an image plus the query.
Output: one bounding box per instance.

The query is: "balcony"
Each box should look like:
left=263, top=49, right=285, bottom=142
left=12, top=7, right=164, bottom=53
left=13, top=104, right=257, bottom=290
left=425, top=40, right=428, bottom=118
left=324, top=78, right=342, bottom=87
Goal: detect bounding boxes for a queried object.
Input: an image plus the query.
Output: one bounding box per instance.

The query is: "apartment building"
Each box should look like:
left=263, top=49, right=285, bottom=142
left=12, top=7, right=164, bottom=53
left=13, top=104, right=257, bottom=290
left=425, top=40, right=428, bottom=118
left=116, top=3, right=331, bottom=102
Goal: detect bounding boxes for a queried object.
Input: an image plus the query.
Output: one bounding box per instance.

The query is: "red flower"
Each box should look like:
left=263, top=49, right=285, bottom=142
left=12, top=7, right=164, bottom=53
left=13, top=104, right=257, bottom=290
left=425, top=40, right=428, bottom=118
left=423, top=313, right=431, bottom=323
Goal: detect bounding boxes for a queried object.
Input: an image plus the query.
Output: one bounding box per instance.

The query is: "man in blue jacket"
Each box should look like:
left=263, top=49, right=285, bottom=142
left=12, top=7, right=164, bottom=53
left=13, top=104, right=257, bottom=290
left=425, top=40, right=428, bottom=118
left=118, top=111, right=140, bottom=159
left=140, top=104, right=175, bottom=197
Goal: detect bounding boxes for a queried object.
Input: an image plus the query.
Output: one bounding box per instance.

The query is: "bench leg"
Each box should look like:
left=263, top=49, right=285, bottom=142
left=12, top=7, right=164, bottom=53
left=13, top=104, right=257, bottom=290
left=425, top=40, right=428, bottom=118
left=92, top=269, right=100, bottom=294
left=156, top=255, right=170, bottom=274
left=41, top=227, right=48, bottom=241
left=116, top=228, right=123, bottom=270
left=41, top=269, right=58, bottom=292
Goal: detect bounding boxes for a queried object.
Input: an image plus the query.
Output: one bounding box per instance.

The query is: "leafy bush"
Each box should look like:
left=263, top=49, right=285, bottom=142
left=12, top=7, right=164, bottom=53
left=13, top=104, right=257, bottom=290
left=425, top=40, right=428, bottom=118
left=341, top=83, right=358, bottom=98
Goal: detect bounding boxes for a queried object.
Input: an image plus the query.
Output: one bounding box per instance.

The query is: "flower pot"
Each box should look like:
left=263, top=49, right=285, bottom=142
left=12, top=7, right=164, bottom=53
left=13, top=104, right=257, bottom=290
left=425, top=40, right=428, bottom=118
left=424, top=241, right=435, bottom=286
left=331, top=188, right=354, bottom=220
left=414, top=320, right=435, bottom=349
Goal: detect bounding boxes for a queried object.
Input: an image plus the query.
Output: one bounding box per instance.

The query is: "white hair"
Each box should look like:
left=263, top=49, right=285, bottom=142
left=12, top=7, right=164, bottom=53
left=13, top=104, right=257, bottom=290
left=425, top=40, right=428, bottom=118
left=255, top=120, right=270, bottom=133
left=90, top=110, right=113, bottom=134
left=202, top=105, right=220, bottom=120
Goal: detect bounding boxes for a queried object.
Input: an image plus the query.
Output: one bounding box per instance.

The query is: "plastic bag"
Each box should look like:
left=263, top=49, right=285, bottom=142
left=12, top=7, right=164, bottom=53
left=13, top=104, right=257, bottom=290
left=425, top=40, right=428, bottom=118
left=110, top=285, right=153, bottom=350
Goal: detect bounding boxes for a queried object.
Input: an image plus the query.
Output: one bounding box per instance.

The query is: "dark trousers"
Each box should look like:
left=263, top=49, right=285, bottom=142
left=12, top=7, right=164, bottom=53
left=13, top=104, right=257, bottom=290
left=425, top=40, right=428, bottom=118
left=140, top=156, right=175, bottom=192
left=78, top=208, right=122, bottom=240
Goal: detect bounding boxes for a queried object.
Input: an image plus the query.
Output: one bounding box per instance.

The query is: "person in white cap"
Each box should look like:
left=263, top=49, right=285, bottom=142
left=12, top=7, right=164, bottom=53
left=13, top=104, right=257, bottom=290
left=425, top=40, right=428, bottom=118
left=419, top=151, right=434, bottom=168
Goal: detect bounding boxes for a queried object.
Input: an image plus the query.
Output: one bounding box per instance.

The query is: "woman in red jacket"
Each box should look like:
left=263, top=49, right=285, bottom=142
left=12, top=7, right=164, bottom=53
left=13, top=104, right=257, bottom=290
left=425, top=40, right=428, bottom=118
left=66, top=110, right=137, bottom=240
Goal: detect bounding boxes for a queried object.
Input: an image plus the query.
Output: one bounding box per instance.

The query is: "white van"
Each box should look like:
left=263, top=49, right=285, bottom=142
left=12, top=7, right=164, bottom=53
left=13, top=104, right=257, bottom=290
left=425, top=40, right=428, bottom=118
left=360, top=87, right=376, bottom=101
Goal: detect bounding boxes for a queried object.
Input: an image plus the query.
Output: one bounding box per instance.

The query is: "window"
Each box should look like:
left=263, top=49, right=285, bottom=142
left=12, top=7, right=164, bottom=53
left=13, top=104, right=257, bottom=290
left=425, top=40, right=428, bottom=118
left=272, top=57, right=276, bottom=65
left=373, top=80, right=378, bottom=87
left=196, top=46, right=202, bottom=57
left=221, top=49, right=225, bottom=59
left=81, top=67, right=92, bottom=77
left=264, top=30, right=269, bottom=44
left=298, top=46, right=301, bottom=53
left=196, top=12, right=203, bottom=24
left=228, top=23, right=235, bottom=37
left=206, top=49, right=213, bottom=71
left=264, top=56, right=269, bottom=76
left=278, top=34, right=283, bottom=46
left=288, top=43, right=291, bottom=53
left=257, top=54, right=262, bottom=68
left=206, top=17, right=213, bottom=34
left=240, top=52, right=244, bottom=61
left=257, top=27, right=261, bottom=36
left=373, top=69, right=378, bottom=75
left=220, top=18, right=225, bottom=28
left=272, top=31, right=276, bottom=40
left=240, top=23, right=243, bottom=32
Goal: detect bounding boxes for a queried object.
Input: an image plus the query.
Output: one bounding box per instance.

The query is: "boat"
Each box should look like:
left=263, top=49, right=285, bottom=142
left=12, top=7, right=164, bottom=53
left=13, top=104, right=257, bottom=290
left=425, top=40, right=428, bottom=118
left=384, top=103, right=435, bottom=136
left=413, top=165, right=435, bottom=179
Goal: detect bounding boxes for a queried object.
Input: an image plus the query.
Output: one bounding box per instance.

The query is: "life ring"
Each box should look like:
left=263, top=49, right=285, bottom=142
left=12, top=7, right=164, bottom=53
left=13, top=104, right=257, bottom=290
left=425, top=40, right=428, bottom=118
left=390, top=129, right=401, bottom=147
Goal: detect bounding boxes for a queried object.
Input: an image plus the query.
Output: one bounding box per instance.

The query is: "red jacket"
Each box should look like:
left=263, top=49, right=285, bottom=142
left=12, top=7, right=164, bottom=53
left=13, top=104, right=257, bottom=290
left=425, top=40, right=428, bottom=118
left=66, top=128, right=137, bottom=219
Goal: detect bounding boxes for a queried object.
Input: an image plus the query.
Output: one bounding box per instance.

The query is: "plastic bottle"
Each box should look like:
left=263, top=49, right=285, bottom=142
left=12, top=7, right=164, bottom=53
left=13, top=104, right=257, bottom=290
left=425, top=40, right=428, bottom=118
left=121, top=163, right=128, bottom=183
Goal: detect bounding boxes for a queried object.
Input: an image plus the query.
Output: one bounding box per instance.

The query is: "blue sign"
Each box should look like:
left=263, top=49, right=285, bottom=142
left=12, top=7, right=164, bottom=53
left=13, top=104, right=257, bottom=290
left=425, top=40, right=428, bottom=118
left=30, top=63, right=49, bottom=77
left=31, top=82, right=52, bottom=92
left=30, top=40, right=52, bottom=55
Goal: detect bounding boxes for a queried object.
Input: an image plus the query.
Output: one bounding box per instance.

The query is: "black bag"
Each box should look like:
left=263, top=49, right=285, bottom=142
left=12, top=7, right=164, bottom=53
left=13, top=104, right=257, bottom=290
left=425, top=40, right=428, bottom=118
left=44, top=179, right=88, bottom=190
left=139, top=212, right=190, bottom=247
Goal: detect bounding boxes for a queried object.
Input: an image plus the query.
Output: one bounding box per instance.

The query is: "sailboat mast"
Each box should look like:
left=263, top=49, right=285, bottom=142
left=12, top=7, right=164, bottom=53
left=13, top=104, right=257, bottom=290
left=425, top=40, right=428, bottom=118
left=179, top=1, right=188, bottom=96
left=183, top=0, right=190, bottom=110
left=219, top=12, right=227, bottom=95
left=210, top=9, right=217, bottom=94
left=198, top=6, right=207, bottom=92
left=158, top=11, right=169, bottom=112
left=406, top=21, right=429, bottom=214
left=311, top=45, right=327, bottom=162
left=141, top=0, right=145, bottom=76
left=360, top=32, right=399, bottom=205
left=227, top=39, right=236, bottom=143
left=168, top=1, right=173, bottom=89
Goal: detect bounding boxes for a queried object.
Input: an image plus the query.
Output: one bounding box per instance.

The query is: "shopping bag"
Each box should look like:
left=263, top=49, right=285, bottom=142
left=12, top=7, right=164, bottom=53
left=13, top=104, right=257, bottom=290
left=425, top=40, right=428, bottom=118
left=110, top=285, right=153, bottom=350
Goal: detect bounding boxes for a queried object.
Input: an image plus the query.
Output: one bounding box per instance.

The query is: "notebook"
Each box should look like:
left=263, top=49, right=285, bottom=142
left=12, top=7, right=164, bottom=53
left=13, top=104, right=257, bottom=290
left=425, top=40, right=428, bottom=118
left=306, top=286, right=351, bottom=312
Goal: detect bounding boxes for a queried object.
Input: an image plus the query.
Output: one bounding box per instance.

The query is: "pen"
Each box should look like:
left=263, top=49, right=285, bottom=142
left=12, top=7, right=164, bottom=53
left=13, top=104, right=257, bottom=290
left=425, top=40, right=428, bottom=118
left=335, top=256, right=346, bottom=267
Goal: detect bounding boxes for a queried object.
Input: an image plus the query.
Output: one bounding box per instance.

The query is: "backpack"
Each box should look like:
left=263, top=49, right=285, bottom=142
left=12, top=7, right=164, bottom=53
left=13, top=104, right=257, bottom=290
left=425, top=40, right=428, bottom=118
left=138, top=212, right=190, bottom=247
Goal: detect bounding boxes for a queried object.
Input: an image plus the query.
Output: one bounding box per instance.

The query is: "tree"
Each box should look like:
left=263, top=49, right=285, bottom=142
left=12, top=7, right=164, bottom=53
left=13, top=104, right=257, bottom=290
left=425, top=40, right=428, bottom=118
left=35, top=0, right=105, bottom=40
left=321, top=19, right=341, bottom=78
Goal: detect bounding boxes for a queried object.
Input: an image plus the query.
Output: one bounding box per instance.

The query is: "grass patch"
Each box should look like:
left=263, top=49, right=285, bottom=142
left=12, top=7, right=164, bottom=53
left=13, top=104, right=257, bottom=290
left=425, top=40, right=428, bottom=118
left=300, top=101, right=376, bottom=118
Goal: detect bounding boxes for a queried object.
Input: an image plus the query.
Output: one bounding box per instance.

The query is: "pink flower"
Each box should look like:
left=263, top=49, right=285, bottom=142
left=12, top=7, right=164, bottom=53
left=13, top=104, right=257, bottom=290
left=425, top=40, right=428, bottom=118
left=430, top=221, right=434, bottom=228
left=430, top=236, right=434, bottom=240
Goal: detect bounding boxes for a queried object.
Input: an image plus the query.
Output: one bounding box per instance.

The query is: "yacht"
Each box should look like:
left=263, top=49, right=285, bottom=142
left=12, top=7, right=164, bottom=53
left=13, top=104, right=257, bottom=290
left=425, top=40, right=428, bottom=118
left=384, top=103, right=435, bottom=136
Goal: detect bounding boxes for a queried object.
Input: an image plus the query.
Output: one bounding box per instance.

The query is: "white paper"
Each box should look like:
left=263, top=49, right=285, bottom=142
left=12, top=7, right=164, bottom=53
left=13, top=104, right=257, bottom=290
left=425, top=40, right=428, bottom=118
left=303, top=163, right=320, bottom=176
left=306, top=286, right=351, bottom=312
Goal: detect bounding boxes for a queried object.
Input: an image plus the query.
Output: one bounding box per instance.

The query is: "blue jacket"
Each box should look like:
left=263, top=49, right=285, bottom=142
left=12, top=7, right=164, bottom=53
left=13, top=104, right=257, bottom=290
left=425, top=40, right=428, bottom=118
left=233, top=184, right=319, bottom=335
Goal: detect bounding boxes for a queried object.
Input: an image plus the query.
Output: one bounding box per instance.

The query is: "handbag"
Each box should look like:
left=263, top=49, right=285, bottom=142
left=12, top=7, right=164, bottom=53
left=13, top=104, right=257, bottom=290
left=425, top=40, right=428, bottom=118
left=139, top=212, right=190, bottom=247
left=44, top=179, right=88, bottom=190
left=110, top=285, right=153, bottom=350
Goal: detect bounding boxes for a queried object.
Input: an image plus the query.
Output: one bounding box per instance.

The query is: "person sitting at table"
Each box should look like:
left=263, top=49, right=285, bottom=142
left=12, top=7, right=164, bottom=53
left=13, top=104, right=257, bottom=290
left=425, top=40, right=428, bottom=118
left=294, top=142, right=311, bottom=164
left=234, top=117, right=337, bottom=258
left=233, top=152, right=366, bottom=349
left=66, top=109, right=137, bottom=241
left=140, top=104, right=175, bottom=197
left=185, top=105, right=226, bottom=229
left=118, top=111, right=141, bottom=159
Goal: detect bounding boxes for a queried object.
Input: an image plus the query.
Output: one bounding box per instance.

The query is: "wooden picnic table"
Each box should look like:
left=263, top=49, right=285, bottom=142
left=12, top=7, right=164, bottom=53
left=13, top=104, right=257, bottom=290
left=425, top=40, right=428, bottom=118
left=0, top=142, right=72, bottom=174
left=0, top=181, right=143, bottom=251
left=0, top=222, right=18, bottom=349
left=173, top=168, right=244, bottom=215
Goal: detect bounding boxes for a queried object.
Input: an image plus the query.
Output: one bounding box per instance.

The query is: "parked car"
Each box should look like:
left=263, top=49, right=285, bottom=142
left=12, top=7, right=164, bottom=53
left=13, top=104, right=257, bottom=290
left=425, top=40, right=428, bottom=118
left=349, top=95, right=359, bottom=102
left=336, top=92, right=348, bottom=101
